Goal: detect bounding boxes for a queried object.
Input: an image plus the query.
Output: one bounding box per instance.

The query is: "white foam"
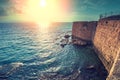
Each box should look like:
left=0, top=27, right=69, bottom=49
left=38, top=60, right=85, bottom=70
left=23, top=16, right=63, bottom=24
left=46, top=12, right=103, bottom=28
left=40, top=52, right=52, bottom=58
left=43, top=66, right=61, bottom=72
left=11, top=62, right=24, bottom=68
left=40, top=57, right=56, bottom=64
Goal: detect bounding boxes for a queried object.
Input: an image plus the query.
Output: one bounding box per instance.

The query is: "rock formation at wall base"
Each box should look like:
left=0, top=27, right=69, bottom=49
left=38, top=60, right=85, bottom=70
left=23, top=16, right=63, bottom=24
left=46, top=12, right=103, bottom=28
left=72, top=35, right=92, bottom=45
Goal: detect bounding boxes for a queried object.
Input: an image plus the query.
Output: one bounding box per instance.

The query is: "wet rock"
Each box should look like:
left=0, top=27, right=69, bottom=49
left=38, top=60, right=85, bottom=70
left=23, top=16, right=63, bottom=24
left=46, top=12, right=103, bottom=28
left=64, top=35, right=70, bottom=39
left=60, top=39, right=69, bottom=47
left=81, top=65, right=96, bottom=74
left=72, top=39, right=87, bottom=46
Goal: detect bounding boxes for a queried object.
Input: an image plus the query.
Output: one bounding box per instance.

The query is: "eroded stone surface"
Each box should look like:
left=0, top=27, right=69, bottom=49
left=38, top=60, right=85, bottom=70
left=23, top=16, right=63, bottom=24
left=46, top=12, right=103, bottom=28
left=72, top=21, right=97, bottom=45
left=72, top=20, right=120, bottom=80
left=94, top=20, right=120, bottom=80
left=107, top=60, right=120, bottom=80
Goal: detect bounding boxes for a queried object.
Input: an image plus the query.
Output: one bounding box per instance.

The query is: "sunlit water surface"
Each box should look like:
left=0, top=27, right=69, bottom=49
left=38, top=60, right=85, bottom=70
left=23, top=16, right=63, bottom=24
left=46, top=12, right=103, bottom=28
left=0, top=23, right=107, bottom=80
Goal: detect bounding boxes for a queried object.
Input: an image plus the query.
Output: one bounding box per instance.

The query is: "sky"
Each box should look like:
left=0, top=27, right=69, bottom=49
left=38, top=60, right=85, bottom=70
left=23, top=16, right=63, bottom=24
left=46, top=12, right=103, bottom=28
left=0, top=0, right=120, bottom=22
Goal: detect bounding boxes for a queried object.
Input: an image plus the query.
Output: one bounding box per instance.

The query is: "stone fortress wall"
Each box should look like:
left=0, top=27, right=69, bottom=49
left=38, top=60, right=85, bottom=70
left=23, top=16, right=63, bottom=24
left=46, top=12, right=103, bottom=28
left=72, top=17, right=120, bottom=80
left=94, top=20, right=120, bottom=80
left=72, top=21, right=97, bottom=45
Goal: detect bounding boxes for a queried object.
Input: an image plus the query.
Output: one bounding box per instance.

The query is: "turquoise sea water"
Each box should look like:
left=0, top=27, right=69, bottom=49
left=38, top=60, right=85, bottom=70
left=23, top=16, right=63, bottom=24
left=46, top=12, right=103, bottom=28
left=0, top=23, right=107, bottom=80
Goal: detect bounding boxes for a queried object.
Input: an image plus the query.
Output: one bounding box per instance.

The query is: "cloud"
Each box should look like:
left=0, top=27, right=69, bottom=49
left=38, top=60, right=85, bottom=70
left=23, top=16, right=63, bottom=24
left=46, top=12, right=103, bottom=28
left=0, top=7, right=7, bottom=16
left=0, top=0, right=25, bottom=16
left=0, top=0, right=11, bottom=16
left=0, top=0, right=9, bottom=4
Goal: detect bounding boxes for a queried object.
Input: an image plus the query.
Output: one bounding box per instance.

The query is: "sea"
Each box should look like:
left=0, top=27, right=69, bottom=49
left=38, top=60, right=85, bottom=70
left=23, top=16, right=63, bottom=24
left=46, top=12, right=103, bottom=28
left=0, top=22, right=108, bottom=80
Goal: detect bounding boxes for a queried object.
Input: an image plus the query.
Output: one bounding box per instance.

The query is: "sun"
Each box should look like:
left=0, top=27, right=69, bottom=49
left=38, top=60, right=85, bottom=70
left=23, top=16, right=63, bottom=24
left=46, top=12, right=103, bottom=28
left=39, top=0, right=47, bottom=7
left=23, top=0, right=70, bottom=27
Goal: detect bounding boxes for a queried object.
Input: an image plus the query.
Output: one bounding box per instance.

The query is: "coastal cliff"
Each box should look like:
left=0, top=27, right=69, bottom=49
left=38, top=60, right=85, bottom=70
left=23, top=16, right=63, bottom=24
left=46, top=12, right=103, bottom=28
left=72, top=19, right=120, bottom=80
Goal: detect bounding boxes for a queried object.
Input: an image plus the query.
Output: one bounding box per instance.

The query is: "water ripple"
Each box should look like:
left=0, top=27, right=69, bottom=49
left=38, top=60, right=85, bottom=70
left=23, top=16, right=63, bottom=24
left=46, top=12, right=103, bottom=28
left=0, top=23, right=107, bottom=80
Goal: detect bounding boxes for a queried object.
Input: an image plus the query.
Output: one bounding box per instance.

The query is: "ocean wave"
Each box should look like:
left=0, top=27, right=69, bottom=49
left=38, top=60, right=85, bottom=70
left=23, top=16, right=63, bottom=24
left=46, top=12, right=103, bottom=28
left=0, top=62, right=24, bottom=79
left=40, top=57, right=56, bottom=64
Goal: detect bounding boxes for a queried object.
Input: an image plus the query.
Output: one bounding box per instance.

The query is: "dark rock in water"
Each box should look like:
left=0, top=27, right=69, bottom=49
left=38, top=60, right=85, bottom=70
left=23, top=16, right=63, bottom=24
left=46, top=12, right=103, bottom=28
left=81, top=65, right=96, bottom=74
left=60, top=44, right=66, bottom=48
left=60, top=38, right=69, bottom=47
left=60, top=34, right=71, bottom=48
left=86, top=65, right=96, bottom=70
left=80, top=65, right=98, bottom=80
left=72, top=39, right=88, bottom=46
left=64, top=35, right=70, bottom=38
left=80, top=64, right=108, bottom=80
